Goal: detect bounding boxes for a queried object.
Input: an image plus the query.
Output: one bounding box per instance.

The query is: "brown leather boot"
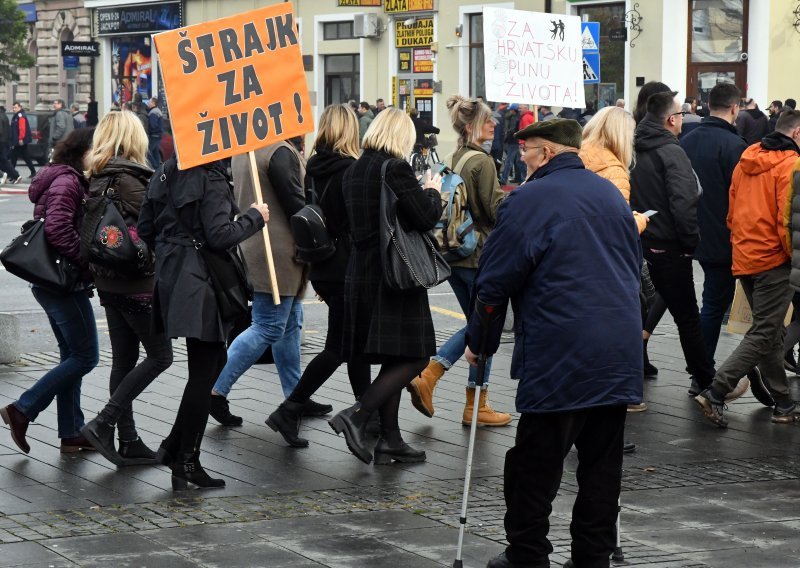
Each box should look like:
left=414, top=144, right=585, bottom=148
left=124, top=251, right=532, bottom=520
left=407, top=361, right=445, bottom=417
left=462, top=388, right=512, bottom=427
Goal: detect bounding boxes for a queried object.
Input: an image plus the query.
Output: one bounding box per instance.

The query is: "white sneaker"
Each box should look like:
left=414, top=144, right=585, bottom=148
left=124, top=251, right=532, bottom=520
left=0, top=172, right=7, bottom=185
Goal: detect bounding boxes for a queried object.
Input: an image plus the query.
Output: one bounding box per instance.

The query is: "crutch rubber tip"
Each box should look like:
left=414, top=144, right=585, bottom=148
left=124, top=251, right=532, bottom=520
left=612, top=547, right=624, bottom=562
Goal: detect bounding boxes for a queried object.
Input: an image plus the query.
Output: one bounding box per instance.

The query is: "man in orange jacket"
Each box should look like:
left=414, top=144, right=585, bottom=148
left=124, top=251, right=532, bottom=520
left=695, top=110, right=800, bottom=427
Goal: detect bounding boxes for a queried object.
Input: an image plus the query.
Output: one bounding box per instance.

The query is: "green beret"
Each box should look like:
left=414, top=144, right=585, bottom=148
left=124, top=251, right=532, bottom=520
left=515, top=118, right=583, bottom=149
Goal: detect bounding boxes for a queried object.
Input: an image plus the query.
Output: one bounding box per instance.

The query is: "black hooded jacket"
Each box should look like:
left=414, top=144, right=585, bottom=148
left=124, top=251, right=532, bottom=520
left=735, top=108, right=769, bottom=145
left=630, top=115, right=699, bottom=253
left=303, top=146, right=356, bottom=282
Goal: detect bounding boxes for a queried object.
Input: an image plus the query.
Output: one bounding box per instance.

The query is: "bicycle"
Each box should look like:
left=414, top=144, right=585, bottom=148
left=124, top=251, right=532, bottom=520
left=409, top=133, right=440, bottom=176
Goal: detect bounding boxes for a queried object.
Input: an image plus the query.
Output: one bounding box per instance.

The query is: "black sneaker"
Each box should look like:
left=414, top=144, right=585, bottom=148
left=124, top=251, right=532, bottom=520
left=771, top=401, right=799, bottom=424
left=209, top=395, right=243, bottom=426
left=695, top=389, right=728, bottom=428
left=687, top=377, right=702, bottom=397
left=302, top=399, right=333, bottom=417
left=644, top=362, right=659, bottom=378
left=623, top=441, right=636, bottom=454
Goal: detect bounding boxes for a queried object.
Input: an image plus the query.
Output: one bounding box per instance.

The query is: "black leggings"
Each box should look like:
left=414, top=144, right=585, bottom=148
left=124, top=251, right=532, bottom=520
left=289, top=282, right=371, bottom=403
left=164, top=338, right=227, bottom=456
left=359, top=357, right=427, bottom=444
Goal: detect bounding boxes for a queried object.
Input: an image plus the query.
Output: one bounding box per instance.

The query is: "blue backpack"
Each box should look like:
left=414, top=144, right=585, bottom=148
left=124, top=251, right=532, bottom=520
left=434, top=150, right=481, bottom=262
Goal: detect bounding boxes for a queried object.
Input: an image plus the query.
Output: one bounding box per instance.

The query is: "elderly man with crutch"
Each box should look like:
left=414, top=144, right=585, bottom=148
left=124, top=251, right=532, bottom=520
left=461, top=119, right=643, bottom=568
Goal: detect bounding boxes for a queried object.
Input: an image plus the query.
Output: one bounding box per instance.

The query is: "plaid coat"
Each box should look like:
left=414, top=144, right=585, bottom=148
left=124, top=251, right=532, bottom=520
left=341, top=150, right=443, bottom=362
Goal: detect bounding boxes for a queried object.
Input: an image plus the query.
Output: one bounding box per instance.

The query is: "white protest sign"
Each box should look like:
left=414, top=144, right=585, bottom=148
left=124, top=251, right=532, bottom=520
left=483, top=7, right=585, bottom=108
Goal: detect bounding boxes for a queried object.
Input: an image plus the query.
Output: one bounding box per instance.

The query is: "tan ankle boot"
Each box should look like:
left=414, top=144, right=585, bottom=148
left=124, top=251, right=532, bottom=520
left=407, top=361, right=445, bottom=417
left=463, top=388, right=512, bottom=427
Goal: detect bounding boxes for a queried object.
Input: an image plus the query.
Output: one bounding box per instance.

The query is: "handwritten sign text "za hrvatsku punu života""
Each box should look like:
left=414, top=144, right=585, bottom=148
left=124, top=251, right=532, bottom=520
left=154, top=2, right=314, bottom=169
left=483, top=7, right=585, bottom=108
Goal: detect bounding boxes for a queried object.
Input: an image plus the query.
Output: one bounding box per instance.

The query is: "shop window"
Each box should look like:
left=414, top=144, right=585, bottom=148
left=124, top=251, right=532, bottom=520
left=110, top=36, right=153, bottom=106
left=469, top=14, right=485, bottom=99
left=691, top=0, right=744, bottom=62
left=324, top=54, right=360, bottom=106
left=323, top=21, right=355, bottom=40
left=576, top=2, right=625, bottom=109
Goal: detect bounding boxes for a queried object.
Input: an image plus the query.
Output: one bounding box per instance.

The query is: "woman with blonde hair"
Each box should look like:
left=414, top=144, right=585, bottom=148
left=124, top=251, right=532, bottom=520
left=327, top=107, right=442, bottom=465
left=79, top=110, right=174, bottom=466
left=408, top=94, right=511, bottom=427
left=266, top=104, right=371, bottom=447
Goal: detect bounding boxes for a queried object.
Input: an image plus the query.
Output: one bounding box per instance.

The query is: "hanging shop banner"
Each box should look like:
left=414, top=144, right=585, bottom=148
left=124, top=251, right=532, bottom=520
left=338, top=0, right=381, bottom=5
left=154, top=2, right=314, bottom=169
left=398, top=49, right=411, bottom=72
left=483, top=7, right=585, bottom=108
left=97, top=2, right=182, bottom=36
left=395, top=17, right=433, bottom=48
left=412, top=48, right=433, bottom=73
left=61, top=41, right=101, bottom=57
left=385, top=0, right=433, bottom=13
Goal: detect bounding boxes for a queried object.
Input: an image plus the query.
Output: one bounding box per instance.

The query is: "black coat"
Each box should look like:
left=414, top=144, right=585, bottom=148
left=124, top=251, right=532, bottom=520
left=340, top=150, right=442, bottom=362
left=680, top=117, right=748, bottom=264
left=630, top=115, right=699, bottom=253
left=304, top=147, right=355, bottom=283
left=138, top=158, right=264, bottom=342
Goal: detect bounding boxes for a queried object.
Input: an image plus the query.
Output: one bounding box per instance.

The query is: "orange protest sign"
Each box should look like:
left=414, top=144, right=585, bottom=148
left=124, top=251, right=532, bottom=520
left=154, top=2, right=313, bottom=169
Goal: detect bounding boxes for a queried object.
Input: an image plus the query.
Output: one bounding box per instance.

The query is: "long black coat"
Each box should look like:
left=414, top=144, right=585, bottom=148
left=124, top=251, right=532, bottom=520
left=138, top=159, right=264, bottom=342
left=341, top=150, right=442, bottom=362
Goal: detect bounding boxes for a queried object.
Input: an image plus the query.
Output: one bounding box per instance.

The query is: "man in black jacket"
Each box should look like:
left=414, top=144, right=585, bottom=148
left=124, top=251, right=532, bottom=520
left=630, top=91, right=717, bottom=395
left=681, top=83, right=748, bottom=370
left=735, top=98, right=769, bottom=145
left=0, top=106, right=14, bottom=184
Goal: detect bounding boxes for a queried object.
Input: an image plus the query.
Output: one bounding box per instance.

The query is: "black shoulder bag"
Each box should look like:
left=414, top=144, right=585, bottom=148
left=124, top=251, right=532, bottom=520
left=80, top=175, right=154, bottom=276
left=379, top=159, right=450, bottom=291
left=1, top=200, right=80, bottom=294
left=162, top=169, right=252, bottom=323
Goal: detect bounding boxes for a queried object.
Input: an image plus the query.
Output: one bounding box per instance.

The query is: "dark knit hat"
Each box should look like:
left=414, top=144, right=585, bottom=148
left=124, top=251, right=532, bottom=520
left=515, top=118, right=583, bottom=149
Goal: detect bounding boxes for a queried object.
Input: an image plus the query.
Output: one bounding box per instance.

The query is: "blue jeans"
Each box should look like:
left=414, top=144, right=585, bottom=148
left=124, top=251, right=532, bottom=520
left=16, top=287, right=99, bottom=438
left=212, top=294, right=303, bottom=398
left=148, top=136, right=162, bottom=169
left=699, top=261, right=736, bottom=366
left=501, top=142, right=524, bottom=184
left=433, top=267, right=493, bottom=387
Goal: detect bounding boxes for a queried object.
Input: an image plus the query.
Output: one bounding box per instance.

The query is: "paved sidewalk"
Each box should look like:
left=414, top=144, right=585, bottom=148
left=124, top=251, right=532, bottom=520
left=1, top=316, right=800, bottom=567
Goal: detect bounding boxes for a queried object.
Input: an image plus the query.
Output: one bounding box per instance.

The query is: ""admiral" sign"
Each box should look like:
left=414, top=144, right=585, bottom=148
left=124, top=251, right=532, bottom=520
left=61, top=41, right=101, bottom=57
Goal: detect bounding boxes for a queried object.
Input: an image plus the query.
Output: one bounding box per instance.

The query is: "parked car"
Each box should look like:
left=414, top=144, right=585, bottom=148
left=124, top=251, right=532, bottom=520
left=6, top=111, right=50, bottom=166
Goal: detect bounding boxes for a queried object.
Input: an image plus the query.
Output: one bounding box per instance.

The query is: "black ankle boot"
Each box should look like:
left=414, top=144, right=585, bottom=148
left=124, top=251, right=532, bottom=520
left=80, top=417, right=123, bottom=466
left=265, top=401, right=309, bottom=448
left=329, top=403, right=372, bottom=464
left=209, top=395, right=243, bottom=427
left=118, top=437, right=157, bottom=466
left=170, top=452, right=226, bottom=490
left=374, top=437, right=426, bottom=465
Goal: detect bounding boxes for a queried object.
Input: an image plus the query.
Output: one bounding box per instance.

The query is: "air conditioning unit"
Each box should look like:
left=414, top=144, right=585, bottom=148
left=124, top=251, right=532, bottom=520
left=354, top=13, right=380, bottom=38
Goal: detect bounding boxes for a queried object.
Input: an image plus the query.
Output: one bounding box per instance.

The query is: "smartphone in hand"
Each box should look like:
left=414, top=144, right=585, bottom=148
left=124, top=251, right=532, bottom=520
left=642, top=210, right=658, bottom=218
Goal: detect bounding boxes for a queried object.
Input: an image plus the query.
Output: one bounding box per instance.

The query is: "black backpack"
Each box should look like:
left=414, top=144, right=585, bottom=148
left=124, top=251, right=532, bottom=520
left=290, top=179, right=336, bottom=264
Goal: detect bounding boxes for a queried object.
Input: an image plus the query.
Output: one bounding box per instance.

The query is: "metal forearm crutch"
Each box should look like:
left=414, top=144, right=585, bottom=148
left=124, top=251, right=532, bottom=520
left=612, top=497, right=624, bottom=562
left=453, top=300, right=501, bottom=568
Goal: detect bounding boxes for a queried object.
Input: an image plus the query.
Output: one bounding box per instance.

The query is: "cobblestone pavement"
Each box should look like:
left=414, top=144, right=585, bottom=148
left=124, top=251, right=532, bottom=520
left=1, top=314, right=800, bottom=566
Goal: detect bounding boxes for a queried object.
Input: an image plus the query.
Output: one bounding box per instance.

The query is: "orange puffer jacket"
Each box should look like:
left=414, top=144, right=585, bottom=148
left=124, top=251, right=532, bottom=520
left=579, top=142, right=648, bottom=234
left=727, top=139, right=798, bottom=276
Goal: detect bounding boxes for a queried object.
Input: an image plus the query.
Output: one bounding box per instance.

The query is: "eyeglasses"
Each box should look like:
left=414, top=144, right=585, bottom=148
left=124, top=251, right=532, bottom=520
left=670, top=111, right=687, bottom=118
left=520, top=145, right=545, bottom=154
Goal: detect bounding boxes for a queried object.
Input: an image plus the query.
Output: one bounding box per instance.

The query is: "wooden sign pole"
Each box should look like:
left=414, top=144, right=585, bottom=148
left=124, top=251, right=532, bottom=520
left=248, top=150, right=281, bottom=305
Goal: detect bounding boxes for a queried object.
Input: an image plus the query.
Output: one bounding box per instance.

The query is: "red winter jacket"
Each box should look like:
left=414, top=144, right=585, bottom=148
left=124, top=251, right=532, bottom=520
left=29, top=164, right=90, bottom=269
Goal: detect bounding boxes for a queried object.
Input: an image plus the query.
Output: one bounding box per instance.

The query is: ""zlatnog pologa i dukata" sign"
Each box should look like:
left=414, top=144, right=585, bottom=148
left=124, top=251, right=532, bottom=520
left=395, top=17, right=433, bottom=47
